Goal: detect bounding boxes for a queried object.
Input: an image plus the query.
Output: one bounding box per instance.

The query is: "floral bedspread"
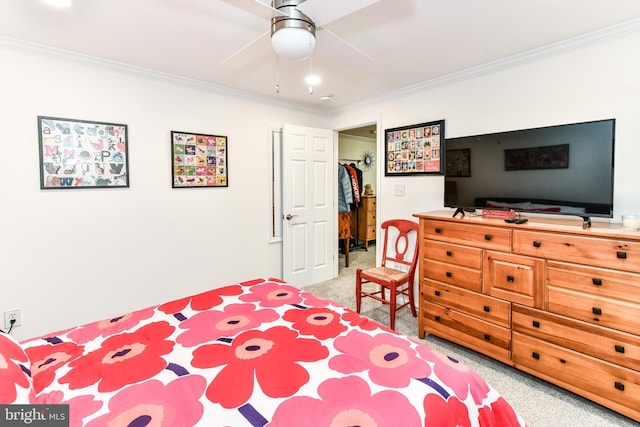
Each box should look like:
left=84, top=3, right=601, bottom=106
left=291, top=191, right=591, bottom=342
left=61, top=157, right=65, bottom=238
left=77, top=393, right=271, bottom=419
left=1, top=278, right=527, bottom=426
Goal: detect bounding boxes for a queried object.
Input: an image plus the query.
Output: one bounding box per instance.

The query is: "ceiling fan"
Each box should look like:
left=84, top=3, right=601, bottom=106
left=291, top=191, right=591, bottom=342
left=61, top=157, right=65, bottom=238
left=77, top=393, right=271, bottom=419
left=220, top=0, right=382, bottom=68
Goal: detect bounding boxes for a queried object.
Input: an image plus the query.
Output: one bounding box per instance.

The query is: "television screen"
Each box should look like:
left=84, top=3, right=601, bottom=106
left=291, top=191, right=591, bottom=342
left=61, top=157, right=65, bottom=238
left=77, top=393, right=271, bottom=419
left=444, top=119, right=615, bottom=218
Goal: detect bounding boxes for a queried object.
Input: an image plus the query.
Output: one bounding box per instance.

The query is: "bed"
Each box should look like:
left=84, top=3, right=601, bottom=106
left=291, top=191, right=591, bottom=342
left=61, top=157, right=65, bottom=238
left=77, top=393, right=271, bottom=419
left=1, top=278, right=527, bottom=426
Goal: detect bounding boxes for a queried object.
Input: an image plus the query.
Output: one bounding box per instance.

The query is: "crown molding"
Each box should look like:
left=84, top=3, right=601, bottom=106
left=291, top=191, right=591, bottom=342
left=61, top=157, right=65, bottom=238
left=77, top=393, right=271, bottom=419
left=2, top=17, right=640, bottom=117
left=333, top=17, right=640, bottom=114
left=0, top=36, right=323, bottom=115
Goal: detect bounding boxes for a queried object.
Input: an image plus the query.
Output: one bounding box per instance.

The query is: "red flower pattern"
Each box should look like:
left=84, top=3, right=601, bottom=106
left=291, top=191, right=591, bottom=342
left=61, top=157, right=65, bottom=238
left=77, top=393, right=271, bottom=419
left=191, top=326, right=328, bottom=408
left=0, top=333, right=32, bottom=403
left=66, top=307, right=155, bottom=344
left=423, top=394, right=471, bottom=427
left=477, top=396, right=523, bottom=426
left=239, top=281, right=304, bottom=307
left=59, top=322, right=175, bottom=392
left=158, top=285, right=244, bottom=314
left=282, top=307, right=347, bottom=339
left=26, top=341, right=84, bottom=394
left=34, top=391, right=103, bottom=427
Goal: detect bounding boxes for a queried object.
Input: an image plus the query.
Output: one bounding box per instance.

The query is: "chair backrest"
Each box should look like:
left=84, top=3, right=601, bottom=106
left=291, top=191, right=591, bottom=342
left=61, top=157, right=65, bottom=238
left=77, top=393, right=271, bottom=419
left=379, top=219, right=420, bottom=276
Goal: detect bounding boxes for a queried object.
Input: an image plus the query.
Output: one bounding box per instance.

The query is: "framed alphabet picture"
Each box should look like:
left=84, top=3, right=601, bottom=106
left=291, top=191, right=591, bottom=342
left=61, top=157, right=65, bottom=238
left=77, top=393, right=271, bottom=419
left=171, top=131, right=228, bottom=188
left=38, top=116, right=129, bottom=189
left=384, top=119, right=445, bottom=176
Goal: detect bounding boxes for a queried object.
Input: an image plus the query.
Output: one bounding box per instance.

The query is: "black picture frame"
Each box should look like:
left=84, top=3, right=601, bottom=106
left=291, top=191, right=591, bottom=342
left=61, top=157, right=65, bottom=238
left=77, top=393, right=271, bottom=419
left=38, top=116, right=129, bottom=189
left=171, top=131, right=228, bottom=188
left=445, top=148, right=471, bottom=177
left=384, top=119, right=445, bottom=176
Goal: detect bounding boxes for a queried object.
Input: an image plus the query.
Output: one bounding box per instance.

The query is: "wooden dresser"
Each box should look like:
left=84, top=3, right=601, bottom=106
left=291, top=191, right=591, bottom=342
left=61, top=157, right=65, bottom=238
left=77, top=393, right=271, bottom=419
left=352, top=195, right=376, bottom=248
left=414, top=210, right=640, bottom=422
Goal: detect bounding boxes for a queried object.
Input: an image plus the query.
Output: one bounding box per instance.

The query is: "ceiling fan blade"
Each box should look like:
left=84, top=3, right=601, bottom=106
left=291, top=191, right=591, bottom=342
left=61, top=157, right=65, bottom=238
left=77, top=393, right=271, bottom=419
left=296, top=0, right=383, bottom=27
left=315, top=27, right=373, bottom=69
left=220, top=31, right=271, bottom=67
left=219, top=0, right=287, bottom=20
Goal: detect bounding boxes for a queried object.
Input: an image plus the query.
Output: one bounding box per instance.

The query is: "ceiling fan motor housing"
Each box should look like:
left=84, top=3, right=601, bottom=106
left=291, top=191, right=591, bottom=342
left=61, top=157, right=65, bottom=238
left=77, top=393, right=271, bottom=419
left=271, top=0, right=316, bottom=59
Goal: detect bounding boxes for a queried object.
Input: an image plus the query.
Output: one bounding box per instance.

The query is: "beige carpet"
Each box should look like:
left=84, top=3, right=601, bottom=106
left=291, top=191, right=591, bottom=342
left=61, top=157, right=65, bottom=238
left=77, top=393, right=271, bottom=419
left=304, top=245, right=636, bottom=427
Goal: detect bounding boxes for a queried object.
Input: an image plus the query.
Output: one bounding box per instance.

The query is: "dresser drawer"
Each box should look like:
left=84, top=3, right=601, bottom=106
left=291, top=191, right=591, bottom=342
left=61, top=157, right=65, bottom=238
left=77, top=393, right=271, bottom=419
left=424, top=280, right=511, bottom=328
left=513, top=305, right=640, bottom=371
left=484, top=251, right=543, bottom=308
left=513, top=332, right=640, bottom=416
left=422, top=240, right=482, bottom=269
left=514, top=230, right=640, bottom=272
left=422, top=220, right=511, bottom=251
left=547, top=261, right=640, bottom=305
left=546, top=286, right=640, bottom=335
left=423, top=301, right=511, bottom=362
left=365, top=225, right=376, bottom=240
left=423, top=259, right=482, bottom=292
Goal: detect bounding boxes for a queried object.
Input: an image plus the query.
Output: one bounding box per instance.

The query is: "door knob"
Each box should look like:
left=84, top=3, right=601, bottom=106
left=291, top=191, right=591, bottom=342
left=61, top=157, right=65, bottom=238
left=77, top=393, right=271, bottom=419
left=285, top=214, right=298, bottom=220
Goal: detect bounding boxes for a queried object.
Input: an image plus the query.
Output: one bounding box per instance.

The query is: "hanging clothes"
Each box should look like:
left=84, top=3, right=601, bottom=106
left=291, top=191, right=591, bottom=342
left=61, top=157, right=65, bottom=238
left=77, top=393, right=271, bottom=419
left=344, top=163, right=363, bottom=211
left=338, top=164, right=354, bottom=212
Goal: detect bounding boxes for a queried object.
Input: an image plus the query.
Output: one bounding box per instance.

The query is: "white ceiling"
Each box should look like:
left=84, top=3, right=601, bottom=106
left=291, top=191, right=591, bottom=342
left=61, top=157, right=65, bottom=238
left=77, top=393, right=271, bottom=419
left=3, top=0, right=640, bottom=111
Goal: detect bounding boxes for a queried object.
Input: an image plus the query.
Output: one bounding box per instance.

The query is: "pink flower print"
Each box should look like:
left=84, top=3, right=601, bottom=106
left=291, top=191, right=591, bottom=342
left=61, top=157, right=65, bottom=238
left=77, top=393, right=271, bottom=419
left=341, top=309, right=387, bottom=331
left=477, top=396, right=524, bottom=426
left=300, top=290, right=331, bottom=308
left=0, top=333, right=32, bottom=403
left=423, top=394, right=471, bottom=427
left=34, top=391, right=103, bottom=427
left=176, top=303, right=279, bottom=346
left=158, top=285, right=243, bottom=314
left=419, top=346, right=490, bottom=405
left=269, top=375, right=421, bottom=426
left=66, top=307, right=155, bottom=344
left=85, top=376, right=206, bottom=427
left=282, top=307, right=347, bottom=340
left=330, top=330, right=431, bottom=388
left=26, top=342, right=85, bottom=394
left=239, top=281, right=303, bottom=307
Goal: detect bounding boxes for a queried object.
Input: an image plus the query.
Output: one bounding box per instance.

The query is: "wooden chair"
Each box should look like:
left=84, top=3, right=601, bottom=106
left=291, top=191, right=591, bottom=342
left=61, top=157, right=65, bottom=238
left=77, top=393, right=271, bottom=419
left=356, top=219, right=419, bottom=330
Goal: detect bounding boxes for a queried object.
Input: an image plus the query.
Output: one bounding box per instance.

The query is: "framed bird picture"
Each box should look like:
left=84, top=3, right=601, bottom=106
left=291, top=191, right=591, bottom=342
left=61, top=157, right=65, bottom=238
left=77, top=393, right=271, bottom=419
left=37, top=116, right=129, bottom=189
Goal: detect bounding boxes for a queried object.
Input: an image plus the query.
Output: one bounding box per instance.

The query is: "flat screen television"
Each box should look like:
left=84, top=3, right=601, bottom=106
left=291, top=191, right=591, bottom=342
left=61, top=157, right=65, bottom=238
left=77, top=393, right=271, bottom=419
left=444, top=119, right=615, bottom=220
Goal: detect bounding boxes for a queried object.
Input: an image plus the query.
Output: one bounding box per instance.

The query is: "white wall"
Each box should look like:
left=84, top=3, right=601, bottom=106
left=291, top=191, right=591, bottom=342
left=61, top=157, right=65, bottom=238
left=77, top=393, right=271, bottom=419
left=5, top=29, right=640, bottom=340
left=329, top=31, right=640, bottom=229
left=0, top=48, right=326, bottom=340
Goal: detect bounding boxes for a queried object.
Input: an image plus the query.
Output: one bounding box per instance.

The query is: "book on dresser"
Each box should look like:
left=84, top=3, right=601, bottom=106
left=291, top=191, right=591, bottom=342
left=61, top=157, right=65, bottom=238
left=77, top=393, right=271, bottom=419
left=413, top=210, right=640, bottom=423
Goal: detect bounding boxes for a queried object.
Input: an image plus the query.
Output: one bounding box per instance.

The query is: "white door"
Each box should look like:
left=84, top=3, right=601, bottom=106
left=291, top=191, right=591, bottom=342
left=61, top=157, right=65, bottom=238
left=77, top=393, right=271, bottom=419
left=282, top=124, right=335, bottom=286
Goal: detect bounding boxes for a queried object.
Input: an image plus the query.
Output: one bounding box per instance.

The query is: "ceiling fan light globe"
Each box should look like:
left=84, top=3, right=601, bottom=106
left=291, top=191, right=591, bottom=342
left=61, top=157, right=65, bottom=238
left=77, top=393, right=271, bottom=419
left=272, top=27, right=316, bottom=60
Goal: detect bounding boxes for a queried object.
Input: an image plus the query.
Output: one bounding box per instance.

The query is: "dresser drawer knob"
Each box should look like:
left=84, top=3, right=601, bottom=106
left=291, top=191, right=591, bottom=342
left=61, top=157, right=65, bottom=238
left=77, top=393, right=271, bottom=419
left=446, top=250, right=453, bottom=256
left=434, top=315, right=441, bottom=322
left=446, top=272, right=452, bottom=278
left=592, top=278, right=602, bottom=286
left=616, top=251, right=627, bottom=259
left=592, top=307, right=602, bottom=315
left=615, top=381, right=625, bottom=391
left=559, top=359, right=567, bottom=364
left=434, top=290, right=441, bottom=297
left=483, top=306, right=490, bottom=313
left=533, top=240, right=541, bottom=248
left=435, top=227, right=442, bottom=233
left=532, top=320, right=541, bottom=328
left=506, top=275, right=515, bottom=283
left=615, top=344, right=625, bottom=354
left=484, top=334, right=491, bottom=341
left=484, top=234, right=492, bottom=241
left=532, top=352, right=540, bottom=360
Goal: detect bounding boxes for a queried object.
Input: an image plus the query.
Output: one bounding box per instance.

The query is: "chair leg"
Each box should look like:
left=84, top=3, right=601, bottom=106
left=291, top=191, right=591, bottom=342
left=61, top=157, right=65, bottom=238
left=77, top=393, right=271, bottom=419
left=389, top=282, right=397, bottom=330
left=408, top=279, right=417, bottom=317
left=355, top=269, right=362, bottom=313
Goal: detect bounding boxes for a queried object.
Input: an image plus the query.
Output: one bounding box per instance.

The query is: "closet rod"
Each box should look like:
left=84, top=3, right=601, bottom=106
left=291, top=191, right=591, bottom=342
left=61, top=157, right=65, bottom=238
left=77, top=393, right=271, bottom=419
left=339, top=158, right=361, bottom=163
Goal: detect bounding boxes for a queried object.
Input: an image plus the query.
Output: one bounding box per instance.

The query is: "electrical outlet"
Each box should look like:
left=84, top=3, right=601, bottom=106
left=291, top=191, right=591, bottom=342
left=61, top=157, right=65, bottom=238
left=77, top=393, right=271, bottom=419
left=4, top=308, right=21, bottom=330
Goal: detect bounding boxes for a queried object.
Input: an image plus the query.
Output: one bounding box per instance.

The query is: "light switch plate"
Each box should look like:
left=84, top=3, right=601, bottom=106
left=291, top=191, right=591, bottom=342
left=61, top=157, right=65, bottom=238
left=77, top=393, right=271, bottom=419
left=394, top=184, right=405, bottom=196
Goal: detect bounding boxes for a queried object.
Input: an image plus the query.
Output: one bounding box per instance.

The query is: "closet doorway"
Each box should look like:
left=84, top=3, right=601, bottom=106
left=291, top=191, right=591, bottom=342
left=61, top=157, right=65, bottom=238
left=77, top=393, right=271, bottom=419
left=338, top=124, right=377, bottom=272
